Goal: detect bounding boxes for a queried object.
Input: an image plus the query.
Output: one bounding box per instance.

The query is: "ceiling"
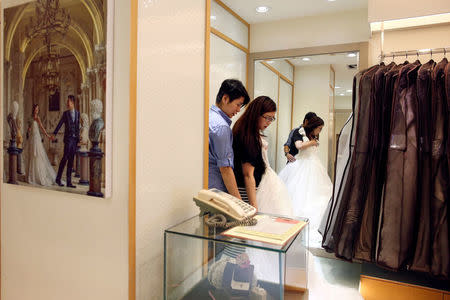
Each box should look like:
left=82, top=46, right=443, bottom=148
left=221, top=0, right=368, bottom=24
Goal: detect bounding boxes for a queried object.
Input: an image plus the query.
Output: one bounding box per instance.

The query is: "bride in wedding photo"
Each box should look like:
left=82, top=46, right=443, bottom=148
left=26, top=104, right=58, bottom=186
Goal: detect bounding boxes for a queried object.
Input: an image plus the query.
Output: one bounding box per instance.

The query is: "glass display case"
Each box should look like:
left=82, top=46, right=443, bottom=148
left=164, top=214, right=309, bottom=300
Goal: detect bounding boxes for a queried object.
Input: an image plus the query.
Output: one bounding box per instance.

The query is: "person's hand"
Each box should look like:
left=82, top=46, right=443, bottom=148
left=286, top=153, right=296, bottom=162
left=311, top=139, right=319, bottom=146
left=49, top=135, right=55, bottom=141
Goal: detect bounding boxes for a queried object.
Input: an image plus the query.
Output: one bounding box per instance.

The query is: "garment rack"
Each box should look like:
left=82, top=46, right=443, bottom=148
left=380, top=47, right=450, bottom=61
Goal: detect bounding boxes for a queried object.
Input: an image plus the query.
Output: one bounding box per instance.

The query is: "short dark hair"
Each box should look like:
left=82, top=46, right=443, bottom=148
left=215, top=79, right=250, bottom=106
left=303, top=112, right=317, bottom=124
left=68, top=95, right=76, bottom=103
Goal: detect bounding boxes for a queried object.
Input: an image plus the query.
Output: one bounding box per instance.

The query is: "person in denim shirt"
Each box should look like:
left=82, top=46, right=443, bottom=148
left=209, top=79, right=249, bottom=199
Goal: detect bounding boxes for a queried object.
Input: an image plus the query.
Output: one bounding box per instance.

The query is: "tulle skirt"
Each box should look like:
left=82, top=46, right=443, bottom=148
left=256, top=166, right=293, bottom=217
left=279, top=155, right=332, bottom=248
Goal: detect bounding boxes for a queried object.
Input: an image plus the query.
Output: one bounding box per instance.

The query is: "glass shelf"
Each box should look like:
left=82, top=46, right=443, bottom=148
left=164, top=213, right=309, bottom=300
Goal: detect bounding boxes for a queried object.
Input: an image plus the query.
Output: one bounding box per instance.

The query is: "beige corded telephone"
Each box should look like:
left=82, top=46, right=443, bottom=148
left=194, top=189, right=256, bottom=221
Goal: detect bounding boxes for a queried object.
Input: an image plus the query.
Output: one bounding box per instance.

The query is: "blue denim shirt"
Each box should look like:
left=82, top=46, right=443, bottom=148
left=208, top=105, right=233, bottom=192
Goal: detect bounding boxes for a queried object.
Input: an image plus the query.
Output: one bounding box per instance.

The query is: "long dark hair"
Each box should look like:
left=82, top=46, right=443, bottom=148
left=31, top=103, right=39, bottom=118
left=304, top=116, right=324, bottom=140
left=233, top=96, right=276, bottom=167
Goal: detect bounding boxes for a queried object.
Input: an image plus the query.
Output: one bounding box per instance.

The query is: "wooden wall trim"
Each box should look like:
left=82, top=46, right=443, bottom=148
left=210, top=28, right=249, bottom=54
left=260, top=61, right=294, bottom=86
left=203, top=0, right=211, bottom=189
left=129, top=0, right=138, bottom=299
left=213, top=0, right=249, bottom=28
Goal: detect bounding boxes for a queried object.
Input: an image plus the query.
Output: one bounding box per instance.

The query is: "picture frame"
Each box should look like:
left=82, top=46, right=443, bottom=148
left=1, top=0, right=114, bottom=198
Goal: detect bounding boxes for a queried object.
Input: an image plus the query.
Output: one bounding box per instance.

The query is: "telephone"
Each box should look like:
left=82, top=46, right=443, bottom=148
left=194, top=189, right=256, bottom=222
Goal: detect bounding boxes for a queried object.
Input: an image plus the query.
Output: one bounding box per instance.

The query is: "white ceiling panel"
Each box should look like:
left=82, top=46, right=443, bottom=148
left=221, top=0, right=368, bottom=24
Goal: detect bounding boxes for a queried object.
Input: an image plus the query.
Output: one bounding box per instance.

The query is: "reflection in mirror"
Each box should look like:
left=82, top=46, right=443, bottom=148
left=254, top=52, right=359, bottom=178
left=251, top=53, right=359, bottom=249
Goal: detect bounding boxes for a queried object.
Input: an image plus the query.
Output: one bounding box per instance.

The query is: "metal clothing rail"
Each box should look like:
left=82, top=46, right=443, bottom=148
left=380, top=47, right=450, bottom=61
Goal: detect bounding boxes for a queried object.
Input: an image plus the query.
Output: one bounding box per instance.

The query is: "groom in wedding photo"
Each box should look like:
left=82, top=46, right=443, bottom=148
left=51, top=95, right=80, bottom=188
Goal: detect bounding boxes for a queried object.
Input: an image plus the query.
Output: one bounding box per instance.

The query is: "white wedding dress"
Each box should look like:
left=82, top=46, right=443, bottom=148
left=278, top=131, right=332, bottom=248
left=246, top=138, right=293, bottom=284
left=256, top=138, right=293, bottom=216
left=26, top=120, right=57, bottom=186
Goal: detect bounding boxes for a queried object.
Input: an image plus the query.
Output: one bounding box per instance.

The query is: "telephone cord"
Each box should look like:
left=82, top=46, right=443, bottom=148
left=205, top=214, right=257, bottom=228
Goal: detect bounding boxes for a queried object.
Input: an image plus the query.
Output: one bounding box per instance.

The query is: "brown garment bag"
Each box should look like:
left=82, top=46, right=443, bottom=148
left=410, top=60, right=435, bottom=273
left=333, top=65, right=380, bottom=260
left=377, top=63, right=420, bottom=270
left=354, top=63, right=395, bottom=262
left=430, top=58, right=449, bottom=278
left=322, top=70, right=365, bottom=252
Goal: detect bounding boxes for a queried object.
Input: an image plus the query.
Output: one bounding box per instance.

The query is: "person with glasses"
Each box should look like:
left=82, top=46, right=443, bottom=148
left=283, top=112, right=317, bottom=163
left=231, top=96, right=292, bottom=284
left=232, top=96, right=292, bottom=215
left=209, top=79, right=250, bottom=199
left=279, top=116, right=332, bottom=248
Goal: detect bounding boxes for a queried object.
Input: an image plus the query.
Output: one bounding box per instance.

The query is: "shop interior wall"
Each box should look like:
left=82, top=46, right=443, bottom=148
left=210, top=34, right=247, bottom=109
left=254, top=62, right=279, bottom=169
left=253, top=60, right=294, bottom=172
left=0, top=1, right=130, bottom=299
left=368, top=0, right=450, bottom=22
left=276, top=79, right=293, bottom=172
left=209, top=0, right=248, bottom=110
left=368, top=24, right=450, bottom=66
left=250, top=8, right=370, bottom=53
left=335, top=96, right=352, bottom=136
left=135, top=0, right=205, bottom=299
left=293, top=65, right=331, bottom=169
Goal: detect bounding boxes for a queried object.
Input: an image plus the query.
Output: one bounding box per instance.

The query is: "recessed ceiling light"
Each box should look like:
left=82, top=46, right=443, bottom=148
left=210, top=15, right=216, bottom=20
left=347, top=53, right=357, bottom=57
left=328, top=0, right=337, bottom=2
left=256, top=6, right=270, bottom=13
left=346, top=89, right=352, bottom=92
left=340, top=93, right=345, bottom=96
left=335, top=86, right=341, bottom=89
left=302, top=57, right=311, bottom=61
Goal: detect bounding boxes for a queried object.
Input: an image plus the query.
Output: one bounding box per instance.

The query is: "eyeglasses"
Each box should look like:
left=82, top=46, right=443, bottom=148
left=262, top=115, right=276, bottom=122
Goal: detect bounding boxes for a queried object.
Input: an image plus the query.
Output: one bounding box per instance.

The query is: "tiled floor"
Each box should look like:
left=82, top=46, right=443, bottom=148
left=289, top=250, right=363, bottom=300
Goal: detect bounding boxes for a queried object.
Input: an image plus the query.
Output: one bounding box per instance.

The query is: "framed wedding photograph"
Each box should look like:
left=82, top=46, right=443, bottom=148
left=2, top=0, right=113, bottom=198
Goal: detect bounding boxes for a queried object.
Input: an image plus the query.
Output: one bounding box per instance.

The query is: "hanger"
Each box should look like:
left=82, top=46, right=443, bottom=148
left=403, top=51, right=409, bottom=64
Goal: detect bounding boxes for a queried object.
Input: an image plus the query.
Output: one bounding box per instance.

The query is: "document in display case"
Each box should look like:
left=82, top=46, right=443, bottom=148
left=164, top=214, right=309, bottom=300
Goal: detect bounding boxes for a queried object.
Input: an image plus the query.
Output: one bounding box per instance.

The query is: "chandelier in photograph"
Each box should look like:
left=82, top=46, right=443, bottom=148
left=26, top=0, right=71, bottom=46
left=39, top=45, right=61, bottom=95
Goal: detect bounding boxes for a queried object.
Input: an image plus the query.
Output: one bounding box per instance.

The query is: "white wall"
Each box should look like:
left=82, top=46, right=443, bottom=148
left=276, top=80, right=293, bottom=172
left=369, top=24, right=450, bottom=66
left=0, top=1, right=130, bottom=299
left=250, top=9, right=370, bottom=53
left=135, top=0, right=205, bottom=299
left=335, top=96, right=352, bottom=110
left=209, top=32, right=247, bottom=109
left=293, top=65, right=330, bottom=168
left=254, top=62, right=278, bottom=169
left=368, top=0, right=450, bottom=22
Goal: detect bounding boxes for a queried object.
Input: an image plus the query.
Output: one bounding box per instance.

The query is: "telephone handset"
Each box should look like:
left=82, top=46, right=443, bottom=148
left=194, top=189, right=256, bottom=222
